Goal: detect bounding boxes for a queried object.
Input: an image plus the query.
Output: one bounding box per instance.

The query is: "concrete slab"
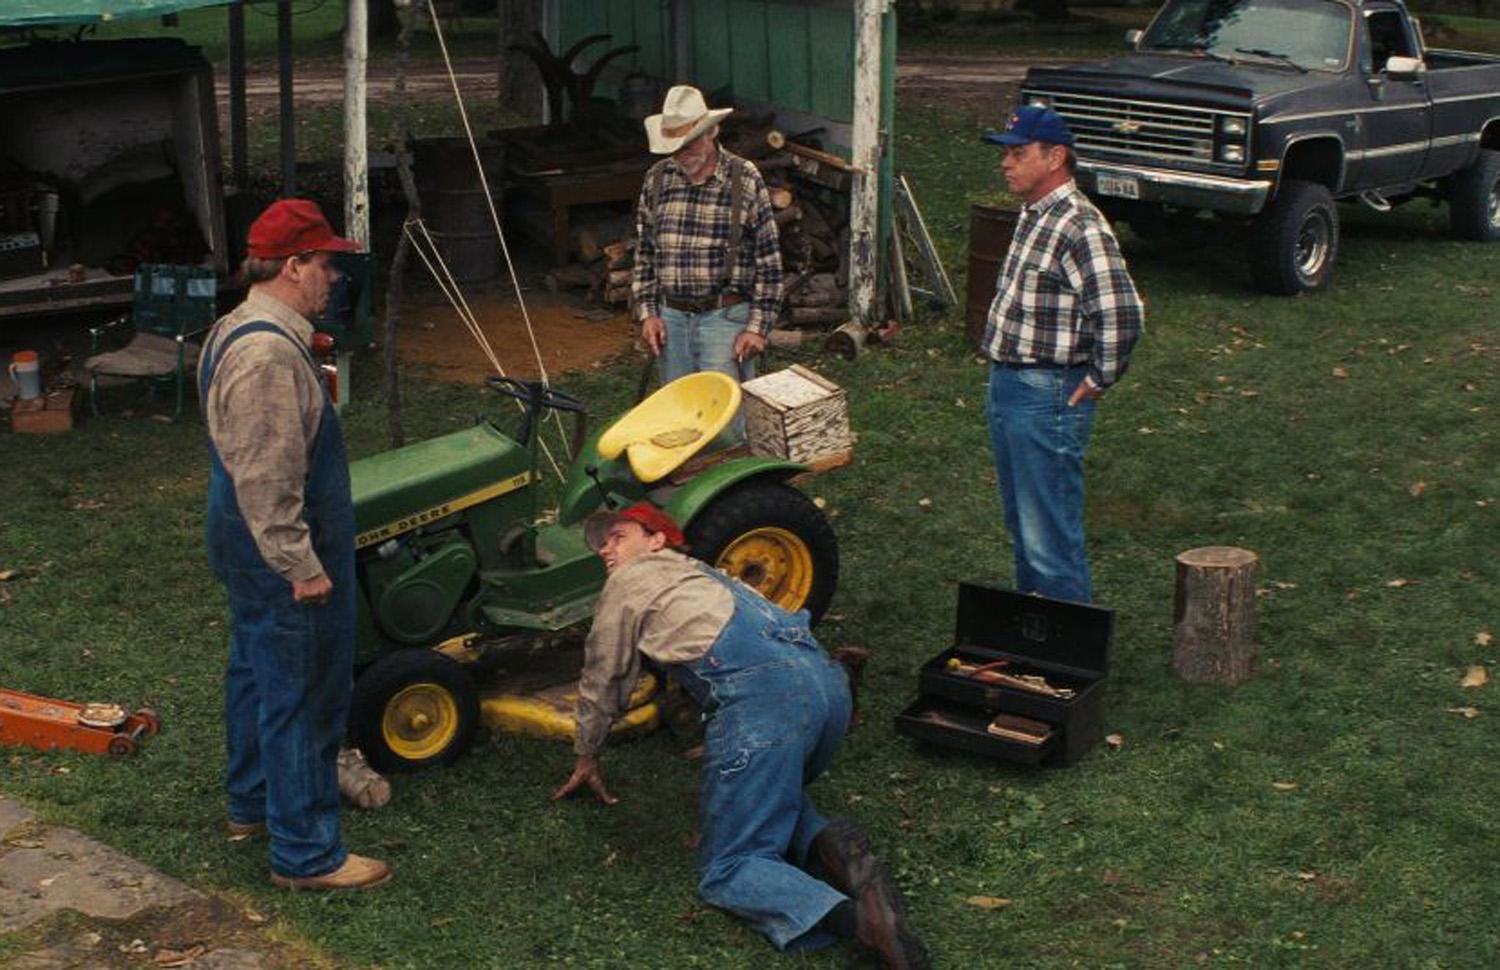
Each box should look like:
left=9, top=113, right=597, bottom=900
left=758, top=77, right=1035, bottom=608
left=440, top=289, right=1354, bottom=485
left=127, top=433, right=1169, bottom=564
left=0, top=826, right=200, bottom=933
left=0, top=793, right=37, bottom=835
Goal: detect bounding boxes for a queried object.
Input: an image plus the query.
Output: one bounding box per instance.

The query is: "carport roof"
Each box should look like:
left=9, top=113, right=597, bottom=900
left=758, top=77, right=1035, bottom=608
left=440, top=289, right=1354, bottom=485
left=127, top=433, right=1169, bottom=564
left=1, top=1, right=227, bottom=28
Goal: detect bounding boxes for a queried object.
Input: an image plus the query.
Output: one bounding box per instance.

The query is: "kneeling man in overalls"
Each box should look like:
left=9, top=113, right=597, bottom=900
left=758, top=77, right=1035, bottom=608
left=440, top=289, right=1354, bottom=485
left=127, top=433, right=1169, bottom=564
left=553, top=502, right=929, bottom=969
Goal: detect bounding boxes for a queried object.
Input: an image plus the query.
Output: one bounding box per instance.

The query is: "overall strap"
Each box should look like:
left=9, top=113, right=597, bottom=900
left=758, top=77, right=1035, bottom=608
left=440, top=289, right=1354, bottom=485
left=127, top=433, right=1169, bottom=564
left=719, top=154, right=746, bottom=291
left=199, top=320, right=318, bottom=402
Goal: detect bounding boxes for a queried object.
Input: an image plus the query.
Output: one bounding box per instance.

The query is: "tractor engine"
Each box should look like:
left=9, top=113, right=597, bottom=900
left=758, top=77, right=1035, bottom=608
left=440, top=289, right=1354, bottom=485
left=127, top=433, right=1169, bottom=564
left=361, top=530, right=477, bottom=645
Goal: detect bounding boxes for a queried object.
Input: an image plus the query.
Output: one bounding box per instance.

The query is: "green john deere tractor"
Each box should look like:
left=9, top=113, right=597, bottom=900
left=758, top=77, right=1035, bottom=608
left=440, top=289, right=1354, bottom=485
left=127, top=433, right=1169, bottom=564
left=345, top=371, right=839, bottom=771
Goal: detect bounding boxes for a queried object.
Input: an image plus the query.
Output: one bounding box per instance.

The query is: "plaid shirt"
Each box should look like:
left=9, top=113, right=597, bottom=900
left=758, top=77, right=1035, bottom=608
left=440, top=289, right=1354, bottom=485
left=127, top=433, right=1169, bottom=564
left=632, top=147, right=783, bottom=336
left=983, top=181, right=1143, bottom=388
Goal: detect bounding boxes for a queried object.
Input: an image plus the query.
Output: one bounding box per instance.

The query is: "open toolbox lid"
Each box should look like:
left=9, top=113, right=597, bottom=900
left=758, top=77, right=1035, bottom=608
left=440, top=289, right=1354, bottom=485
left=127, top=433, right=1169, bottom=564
left=953, top=582, right=1113, bottom=679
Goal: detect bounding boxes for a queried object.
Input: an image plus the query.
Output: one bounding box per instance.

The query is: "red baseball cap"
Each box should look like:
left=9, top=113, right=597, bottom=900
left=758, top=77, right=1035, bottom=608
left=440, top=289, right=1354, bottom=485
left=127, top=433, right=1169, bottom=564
left=246, top=198, right=361, bottom=259
left=584, top=501, right=686, bottom=551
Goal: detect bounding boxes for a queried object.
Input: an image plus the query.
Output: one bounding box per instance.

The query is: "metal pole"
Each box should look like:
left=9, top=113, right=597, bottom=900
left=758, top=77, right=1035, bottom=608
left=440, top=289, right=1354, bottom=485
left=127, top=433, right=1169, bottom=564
left=848, top=0, right=887, bottom=327
left=228, top=1, right=248, bottom=187
left=277, top=0, right=296, bottom=196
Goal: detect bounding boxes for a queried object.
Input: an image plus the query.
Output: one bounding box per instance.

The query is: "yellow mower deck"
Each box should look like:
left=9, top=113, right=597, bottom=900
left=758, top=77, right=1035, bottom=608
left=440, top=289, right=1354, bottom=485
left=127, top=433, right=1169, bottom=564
left=480, top=672, right=661, bottom=743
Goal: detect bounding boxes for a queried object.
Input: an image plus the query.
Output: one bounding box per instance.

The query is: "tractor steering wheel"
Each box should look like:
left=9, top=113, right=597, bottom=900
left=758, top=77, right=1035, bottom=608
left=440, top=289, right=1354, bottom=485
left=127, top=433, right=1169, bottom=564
left=484, top=376, right=586, bottom=414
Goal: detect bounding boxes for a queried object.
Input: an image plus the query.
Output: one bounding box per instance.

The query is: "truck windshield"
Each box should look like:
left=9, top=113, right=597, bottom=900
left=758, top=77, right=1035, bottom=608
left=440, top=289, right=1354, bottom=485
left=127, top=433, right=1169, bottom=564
left=1141, top=0, right=1352, bottom=72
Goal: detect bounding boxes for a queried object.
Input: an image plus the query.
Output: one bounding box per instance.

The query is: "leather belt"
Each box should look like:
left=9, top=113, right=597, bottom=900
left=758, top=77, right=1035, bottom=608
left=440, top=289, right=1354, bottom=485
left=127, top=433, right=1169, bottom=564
left=663, top=292, right=745, bottom=314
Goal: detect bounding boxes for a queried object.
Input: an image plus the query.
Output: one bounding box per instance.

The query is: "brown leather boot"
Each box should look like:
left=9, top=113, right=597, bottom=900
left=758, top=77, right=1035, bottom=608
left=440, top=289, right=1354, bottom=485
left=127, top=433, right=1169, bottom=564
left=810, top=820, right=930, bottom=970
left=225, top=819, right=265, bottom=842
left=271, top=854, right=392, bottom=891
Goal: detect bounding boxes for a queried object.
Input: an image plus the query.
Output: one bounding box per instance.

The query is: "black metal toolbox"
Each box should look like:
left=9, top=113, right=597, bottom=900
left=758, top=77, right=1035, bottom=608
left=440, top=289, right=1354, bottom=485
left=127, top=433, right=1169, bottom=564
left=894, top=582, right=1114, bottom=766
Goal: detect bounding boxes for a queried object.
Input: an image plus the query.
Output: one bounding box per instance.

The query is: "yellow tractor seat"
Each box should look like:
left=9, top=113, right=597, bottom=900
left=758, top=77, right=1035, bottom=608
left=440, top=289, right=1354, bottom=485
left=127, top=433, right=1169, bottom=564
left=597, top=372, right=742, bottom=483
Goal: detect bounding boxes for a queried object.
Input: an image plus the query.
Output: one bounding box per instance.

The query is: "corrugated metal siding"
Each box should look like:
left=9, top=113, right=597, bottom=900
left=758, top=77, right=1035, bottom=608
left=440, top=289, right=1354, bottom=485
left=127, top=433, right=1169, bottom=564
left=558, top=1, right=862, bottom=125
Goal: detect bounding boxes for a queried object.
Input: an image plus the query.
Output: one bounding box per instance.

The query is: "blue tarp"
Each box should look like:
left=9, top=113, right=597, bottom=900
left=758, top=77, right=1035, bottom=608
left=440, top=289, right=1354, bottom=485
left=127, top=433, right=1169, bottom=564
left=0, top=1, right=229, bottom=29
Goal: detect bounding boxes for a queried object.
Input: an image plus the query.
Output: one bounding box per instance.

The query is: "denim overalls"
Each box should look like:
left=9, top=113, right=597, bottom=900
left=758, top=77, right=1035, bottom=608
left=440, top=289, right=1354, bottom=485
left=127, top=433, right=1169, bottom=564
left=669, top=566, right=853, bottom=951
left=200, top=321, right=356, bottom=879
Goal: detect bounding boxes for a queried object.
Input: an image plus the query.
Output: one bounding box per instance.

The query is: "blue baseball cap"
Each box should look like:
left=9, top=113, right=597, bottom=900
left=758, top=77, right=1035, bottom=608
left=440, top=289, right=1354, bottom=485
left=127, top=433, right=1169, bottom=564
left=982, top=105, right=1075, bottom=147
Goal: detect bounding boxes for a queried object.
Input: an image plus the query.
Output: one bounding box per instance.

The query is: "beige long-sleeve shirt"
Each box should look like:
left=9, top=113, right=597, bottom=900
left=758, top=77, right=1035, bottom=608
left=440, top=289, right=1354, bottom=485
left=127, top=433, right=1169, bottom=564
left=199, top=291, right=327, bottom=583
left=574, top=550, right=735, bottom=756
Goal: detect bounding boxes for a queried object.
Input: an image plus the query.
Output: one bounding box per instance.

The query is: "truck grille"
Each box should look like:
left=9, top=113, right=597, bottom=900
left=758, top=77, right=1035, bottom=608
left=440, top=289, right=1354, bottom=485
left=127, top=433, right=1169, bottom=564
left=1028, top=90, right=1242, bottom=166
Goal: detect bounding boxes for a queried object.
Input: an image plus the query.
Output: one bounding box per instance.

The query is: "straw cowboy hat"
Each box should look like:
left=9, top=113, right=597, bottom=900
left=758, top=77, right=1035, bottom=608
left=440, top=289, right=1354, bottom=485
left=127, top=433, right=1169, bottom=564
left=644, top=85, right=734, bottom=155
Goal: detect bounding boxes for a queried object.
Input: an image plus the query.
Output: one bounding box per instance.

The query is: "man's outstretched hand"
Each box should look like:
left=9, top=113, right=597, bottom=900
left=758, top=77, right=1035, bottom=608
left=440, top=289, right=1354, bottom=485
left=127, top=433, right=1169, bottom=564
left=552, top=754, right=620, bottom=805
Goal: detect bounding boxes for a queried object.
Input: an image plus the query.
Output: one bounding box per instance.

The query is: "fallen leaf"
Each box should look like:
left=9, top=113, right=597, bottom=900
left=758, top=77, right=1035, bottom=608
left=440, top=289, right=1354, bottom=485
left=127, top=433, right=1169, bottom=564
left=812, top=496, right=827, bottom=509
left=1385, top=578, right=1410, bottom=588
left=1137, top=426, right=1155, bottom=434
left=954, top=397, right=966, bottom=408
left=1408, top=481, right=1427, bottom=497
left=244, top=909, right=267, bottom=924
left=1477, top=631, right=1493, bottom=647
left=966, top=895, right=1011, bottom=910
left=1463, top=382, right=1477, bottom=392
left=1238, top=389, right=1259, bottom=397
left=0, top=569, right=16, bottom=582
left=1105, top=733, right=1124, bottom=750
left=1460, top=666, right=1489, bottom=689
left=1272, top=781, right=1298, bottom=792
left=918, top=498, right=932, bottom=507
left=1272, top=581, right=1298, bottom=590
left=1296, top=871, right=1318, bottom=881
left=602, top=849, right=619, bottom=868
left=153, top=945, right=207, bottom=968
left=1446, top=706, right=1481, bottom=719
left=1331, top=366, right=1349, bottom=379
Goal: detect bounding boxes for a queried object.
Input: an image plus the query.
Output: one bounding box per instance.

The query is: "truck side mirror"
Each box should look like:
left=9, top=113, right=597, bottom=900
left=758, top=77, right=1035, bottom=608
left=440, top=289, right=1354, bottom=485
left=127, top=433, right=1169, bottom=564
left=1385, top=55, right=1425, bottom=79
left=1125, top=29, right=1143, bottom=50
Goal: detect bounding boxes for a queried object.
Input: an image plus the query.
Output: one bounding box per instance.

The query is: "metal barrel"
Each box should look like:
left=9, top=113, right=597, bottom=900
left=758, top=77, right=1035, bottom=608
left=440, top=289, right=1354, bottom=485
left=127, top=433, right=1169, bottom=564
left=413, top=137, right=506, bottom=284
left=966, top=203, right=1020, bottom=351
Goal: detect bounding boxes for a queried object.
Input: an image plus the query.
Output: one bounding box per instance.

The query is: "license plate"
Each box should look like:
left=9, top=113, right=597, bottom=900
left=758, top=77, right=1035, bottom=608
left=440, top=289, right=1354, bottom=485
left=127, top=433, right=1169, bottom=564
left=1095, top=173, right=1140, bottom=200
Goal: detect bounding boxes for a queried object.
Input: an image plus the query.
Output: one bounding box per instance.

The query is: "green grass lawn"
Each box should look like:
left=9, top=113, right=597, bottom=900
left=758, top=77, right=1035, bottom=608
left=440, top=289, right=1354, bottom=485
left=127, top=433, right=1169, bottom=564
left=6, top=20, right=1500, bottom=970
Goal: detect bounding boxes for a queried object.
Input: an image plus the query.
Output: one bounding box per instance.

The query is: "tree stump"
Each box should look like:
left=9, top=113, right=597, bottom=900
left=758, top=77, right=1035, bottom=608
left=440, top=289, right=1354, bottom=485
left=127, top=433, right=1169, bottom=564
left=1172, top=546, right=1260, bottom=685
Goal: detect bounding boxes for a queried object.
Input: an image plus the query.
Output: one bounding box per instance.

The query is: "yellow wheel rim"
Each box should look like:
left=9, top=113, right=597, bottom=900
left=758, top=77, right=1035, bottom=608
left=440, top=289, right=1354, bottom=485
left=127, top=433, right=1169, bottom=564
left=383, top=682, right=460, bottom=761
left=715, top=527, right=815, bottom=611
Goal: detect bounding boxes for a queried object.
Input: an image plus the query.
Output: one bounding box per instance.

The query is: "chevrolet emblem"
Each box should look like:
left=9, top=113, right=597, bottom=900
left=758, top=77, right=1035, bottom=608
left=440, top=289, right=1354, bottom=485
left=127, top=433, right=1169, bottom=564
left=1113, top=119, right=1142, bottom=134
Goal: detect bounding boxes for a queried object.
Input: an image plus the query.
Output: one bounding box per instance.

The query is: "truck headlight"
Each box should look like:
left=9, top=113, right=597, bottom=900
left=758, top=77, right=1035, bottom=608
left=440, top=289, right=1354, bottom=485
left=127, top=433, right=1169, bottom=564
left=1219, top=144, right=1246, bottom=163
left=1026, top=95, right=1051, bottom=109
left=1220, top=117, right=1248, bottom=137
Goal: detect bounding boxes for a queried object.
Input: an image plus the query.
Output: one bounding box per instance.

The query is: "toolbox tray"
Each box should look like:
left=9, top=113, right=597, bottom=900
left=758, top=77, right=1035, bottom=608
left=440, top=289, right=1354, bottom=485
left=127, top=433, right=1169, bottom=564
left=918, top=647, right=1100, bottom=724
left=894, top=696, right=1057, bottom=766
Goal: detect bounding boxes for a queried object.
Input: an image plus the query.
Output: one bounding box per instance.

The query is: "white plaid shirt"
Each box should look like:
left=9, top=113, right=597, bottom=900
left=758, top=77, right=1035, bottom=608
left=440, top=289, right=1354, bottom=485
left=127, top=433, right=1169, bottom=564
left=983, top=181, right=1143, bottom=388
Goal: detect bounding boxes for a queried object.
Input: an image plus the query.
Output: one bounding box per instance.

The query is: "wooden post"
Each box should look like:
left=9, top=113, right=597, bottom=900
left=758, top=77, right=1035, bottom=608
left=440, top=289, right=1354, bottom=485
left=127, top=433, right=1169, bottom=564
left=1172, top=546, right=1260, bottom=685
left=847, top=0, right=887, bottom=328
left=343, top=0, right=370, bottom=248
left=227, top=1, right=248, bottom=188
left=277, top=0, right=296, bottom=196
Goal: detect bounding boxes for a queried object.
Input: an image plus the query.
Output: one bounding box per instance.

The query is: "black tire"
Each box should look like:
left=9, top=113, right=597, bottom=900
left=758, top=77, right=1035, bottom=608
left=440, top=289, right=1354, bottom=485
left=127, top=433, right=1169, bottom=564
left=1249, top=179, right=1339, bottom=295
left=1449, top=148, right=1500, bottom=241
left=349, top=648, right=480, bottom=773
left=685, top=480, right=839, bottom=625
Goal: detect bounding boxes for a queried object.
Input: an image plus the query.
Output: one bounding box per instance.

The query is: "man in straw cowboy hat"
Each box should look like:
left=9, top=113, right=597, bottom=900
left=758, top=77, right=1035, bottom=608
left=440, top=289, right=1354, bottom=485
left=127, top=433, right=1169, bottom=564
left=633, top=85, right=783, bottom=431
left=552, top=502, right=930, bottom=969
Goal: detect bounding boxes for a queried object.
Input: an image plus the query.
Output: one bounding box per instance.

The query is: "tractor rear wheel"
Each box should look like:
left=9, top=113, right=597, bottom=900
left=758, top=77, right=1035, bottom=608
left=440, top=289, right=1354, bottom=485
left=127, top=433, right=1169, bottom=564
left=350, top=649, right=480, bottom=773
left=686, top=480, right=839, bottom=624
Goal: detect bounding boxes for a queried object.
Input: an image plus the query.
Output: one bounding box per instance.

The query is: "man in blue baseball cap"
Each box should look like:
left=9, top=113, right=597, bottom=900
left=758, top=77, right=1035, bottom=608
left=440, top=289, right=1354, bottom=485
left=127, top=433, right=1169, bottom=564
left=977, top=104, right=1144, bottom=604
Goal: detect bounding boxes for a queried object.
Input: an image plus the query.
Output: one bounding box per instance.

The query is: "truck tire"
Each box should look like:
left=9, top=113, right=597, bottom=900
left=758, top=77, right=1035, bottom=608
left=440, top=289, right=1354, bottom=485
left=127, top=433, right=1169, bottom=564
left=1249, top=180, right=1339, bottom=295
left=1448, top=148, right=1500, bottom=241
left=350, top=648, right=480, bottom=773
left=685, top=480, right=839, bottom=625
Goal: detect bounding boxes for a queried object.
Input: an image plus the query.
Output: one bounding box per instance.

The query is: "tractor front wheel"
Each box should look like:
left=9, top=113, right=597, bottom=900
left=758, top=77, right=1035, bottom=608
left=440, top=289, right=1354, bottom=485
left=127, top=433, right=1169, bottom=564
left=686, top=481, right=839, bottom=624
left=350, top=649, right=480, bottom=773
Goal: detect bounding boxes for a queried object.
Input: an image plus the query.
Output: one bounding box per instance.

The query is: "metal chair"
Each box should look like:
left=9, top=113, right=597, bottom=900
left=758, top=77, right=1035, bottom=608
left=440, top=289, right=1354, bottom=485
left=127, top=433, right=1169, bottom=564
left=85, top=264, right=217, bottom=419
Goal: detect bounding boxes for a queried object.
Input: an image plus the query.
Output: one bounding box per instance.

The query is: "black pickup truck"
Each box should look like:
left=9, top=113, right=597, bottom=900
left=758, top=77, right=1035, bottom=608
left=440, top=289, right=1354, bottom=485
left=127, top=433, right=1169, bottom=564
left=1020, top=0, right=1500, bottom=294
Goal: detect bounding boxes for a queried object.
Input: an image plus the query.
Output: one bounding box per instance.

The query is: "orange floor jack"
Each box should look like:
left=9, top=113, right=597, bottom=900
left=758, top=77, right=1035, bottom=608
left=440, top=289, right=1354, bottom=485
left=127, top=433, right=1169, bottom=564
left=0, top=688, right=161, bottom=757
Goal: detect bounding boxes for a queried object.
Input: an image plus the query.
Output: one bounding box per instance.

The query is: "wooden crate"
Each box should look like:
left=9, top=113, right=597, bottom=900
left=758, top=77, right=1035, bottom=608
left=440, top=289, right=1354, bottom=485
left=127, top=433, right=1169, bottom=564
left=10, top=387, right=77, bottom=434
left=741, top=365, right=854, bottom=469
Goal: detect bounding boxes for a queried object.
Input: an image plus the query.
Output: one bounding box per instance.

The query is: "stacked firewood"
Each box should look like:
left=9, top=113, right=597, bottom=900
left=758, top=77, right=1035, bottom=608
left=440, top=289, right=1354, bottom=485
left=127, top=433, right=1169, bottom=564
left=580, top=113, right=857, bottom=344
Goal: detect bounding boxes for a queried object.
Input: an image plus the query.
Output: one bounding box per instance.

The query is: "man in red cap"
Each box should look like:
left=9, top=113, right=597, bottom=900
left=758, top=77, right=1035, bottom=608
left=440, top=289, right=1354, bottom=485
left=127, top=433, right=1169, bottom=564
left=197, top=199, right=389, bottom=891
left=554, top=502, right=929, bottom=969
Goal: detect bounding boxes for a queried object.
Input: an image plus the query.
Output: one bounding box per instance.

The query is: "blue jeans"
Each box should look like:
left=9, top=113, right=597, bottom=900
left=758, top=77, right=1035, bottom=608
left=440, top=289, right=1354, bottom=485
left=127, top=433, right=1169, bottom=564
left=670, top=570, right=852, bottom=952
left=659, top=302, right=756, bottom=438
left=986, top=363, right=1096, bottom=603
